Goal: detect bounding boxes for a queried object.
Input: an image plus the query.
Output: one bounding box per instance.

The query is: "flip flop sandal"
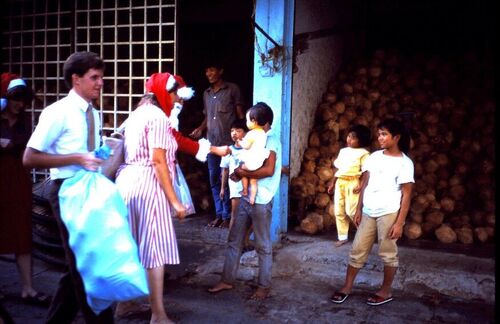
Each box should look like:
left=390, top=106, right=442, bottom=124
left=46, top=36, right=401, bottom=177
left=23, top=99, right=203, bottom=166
left=330, top=291, right=349, bottom=304
left=366, top=294, right=393, bottom=306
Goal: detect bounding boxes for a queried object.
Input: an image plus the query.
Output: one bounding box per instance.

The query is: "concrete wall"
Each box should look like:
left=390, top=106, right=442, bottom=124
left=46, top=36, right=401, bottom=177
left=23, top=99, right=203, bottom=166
left=290, top=0, right=361, bottom=178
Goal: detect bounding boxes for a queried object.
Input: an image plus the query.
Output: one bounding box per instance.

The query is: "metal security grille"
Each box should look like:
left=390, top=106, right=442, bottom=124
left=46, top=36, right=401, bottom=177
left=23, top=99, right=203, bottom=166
left=1, top=0, right=176, bottom=181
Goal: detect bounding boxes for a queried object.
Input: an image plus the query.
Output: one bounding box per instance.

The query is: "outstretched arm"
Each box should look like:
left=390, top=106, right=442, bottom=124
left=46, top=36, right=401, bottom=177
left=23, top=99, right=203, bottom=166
left=173, top=128, right=229, bottom=160
left=237, top=137, right=253, bottom=150
left=173, top=129, right=200, bottom=156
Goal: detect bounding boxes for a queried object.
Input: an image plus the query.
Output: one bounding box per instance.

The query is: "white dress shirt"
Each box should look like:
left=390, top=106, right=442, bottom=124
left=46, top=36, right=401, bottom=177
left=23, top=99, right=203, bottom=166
left=27, top=90, right=100, bottom=179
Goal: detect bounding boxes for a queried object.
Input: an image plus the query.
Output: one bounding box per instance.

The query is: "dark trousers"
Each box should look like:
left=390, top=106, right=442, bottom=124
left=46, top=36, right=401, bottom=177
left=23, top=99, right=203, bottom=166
left=207, top=153, right=231, bottom=220
left=45, top=179, right=114, bottom=324
left=0, top=302, right=14, bottom=324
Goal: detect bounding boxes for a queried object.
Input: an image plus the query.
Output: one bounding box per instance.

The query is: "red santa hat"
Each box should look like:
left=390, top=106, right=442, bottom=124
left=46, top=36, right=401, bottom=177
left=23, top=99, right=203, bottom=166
left=145, top=72, right=194, bottom=116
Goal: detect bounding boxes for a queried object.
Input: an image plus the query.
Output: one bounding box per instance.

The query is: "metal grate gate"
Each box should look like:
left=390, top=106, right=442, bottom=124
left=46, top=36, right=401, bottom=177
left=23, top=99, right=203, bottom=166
left=1, top=0, right=177, bottom=182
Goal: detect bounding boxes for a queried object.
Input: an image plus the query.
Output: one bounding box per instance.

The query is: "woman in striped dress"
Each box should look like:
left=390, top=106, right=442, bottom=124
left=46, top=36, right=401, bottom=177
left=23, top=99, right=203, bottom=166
left=116, top=93, right=186, bottom=324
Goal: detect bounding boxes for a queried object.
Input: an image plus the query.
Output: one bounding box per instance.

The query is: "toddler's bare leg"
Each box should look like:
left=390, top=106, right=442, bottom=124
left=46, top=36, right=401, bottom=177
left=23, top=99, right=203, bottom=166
left=241, top=177, right=248, bottom=196
left=249, top=178, right=257, bottom=205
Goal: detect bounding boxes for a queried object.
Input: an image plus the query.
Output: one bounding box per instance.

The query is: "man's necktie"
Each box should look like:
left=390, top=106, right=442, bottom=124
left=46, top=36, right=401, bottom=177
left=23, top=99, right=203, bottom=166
left=86, top=104, right=95, bottom=152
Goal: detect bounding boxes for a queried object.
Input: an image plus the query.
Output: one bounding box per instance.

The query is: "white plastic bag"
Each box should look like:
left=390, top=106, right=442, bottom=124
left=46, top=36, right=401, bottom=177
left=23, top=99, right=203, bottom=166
left=172, top=163, right=196, bottom=216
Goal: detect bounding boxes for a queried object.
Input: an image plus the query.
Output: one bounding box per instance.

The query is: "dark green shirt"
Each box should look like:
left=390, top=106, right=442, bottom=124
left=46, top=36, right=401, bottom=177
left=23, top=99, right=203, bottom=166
left=203, top=81, right=243, bottom=146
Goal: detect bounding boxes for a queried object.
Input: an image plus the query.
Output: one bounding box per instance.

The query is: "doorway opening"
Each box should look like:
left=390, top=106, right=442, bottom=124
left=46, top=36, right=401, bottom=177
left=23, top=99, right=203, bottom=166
left=176, top=0, right=255, bottom=133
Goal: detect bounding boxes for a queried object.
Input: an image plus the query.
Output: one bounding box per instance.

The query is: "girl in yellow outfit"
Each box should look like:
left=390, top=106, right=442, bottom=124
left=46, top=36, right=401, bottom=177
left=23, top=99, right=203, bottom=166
left=328, top=124, right=371, bottom=247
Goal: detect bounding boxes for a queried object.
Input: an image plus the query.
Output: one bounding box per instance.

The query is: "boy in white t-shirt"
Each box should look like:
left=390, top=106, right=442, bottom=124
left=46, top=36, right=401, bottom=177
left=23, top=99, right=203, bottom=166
left=330, top=118, right=414, bottom=307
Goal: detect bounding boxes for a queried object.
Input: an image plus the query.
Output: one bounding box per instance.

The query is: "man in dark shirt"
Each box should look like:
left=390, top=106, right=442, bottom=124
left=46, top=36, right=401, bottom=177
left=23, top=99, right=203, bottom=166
left=190, top=61, right=245, bottom=228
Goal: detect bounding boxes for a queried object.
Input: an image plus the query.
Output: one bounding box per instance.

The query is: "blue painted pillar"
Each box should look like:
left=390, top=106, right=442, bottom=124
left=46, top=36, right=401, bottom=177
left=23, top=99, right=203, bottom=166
left=253, top=0, right=294, bottom=242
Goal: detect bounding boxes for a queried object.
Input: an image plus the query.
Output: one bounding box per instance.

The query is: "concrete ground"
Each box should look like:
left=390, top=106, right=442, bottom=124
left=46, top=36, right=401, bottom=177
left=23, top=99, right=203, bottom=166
left=0, top=213, right=495, bottom=323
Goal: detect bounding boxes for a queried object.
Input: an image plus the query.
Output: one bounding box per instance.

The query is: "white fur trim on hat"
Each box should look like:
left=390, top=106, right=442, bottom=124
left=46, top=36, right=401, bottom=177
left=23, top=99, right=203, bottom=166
left=166, top=74, right=176, bottom=92
left=7, top=79, right=26, bottom=90
left=195, top=138, right=211, bottom=162
left=177, top=87, right=194, bottom=100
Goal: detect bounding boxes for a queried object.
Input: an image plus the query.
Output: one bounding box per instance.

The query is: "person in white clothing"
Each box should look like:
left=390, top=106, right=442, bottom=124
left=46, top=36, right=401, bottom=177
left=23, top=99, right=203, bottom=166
left=23, top=51, right=115, bottom=323
left=219, top=118, right=247, bottom=228
left=219, top=119, right=253, bottom=249
left=330, top=118, right=414, bottom=307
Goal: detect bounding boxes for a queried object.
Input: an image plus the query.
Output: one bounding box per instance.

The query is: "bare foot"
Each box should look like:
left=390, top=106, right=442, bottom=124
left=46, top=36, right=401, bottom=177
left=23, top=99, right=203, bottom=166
left=208, top=282, right=234, bottom=293
left=219, top=220, right=230, bottom=228
left=249, top=287, right=270, bottom=300
left=335, top=239, right=348, bottom=247
left=207, top=218, right=223, bottom=227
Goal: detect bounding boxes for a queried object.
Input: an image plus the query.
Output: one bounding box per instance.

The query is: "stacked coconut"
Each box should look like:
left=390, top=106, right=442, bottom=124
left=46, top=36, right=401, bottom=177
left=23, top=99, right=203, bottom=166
left=290, top=49, right=495, bottom=244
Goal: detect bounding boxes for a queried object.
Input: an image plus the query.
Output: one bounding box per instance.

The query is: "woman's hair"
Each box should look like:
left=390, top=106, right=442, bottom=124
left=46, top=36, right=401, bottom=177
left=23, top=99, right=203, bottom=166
left=5, top=84, right=34, bottom=104
left=137, top=93, right=160, bottom=107
left=248, top=102, right=273, bottom=127
left=63, top=51, right=105, bottom=89
left=348, top=124, right=371, bottom=147
left=377, top=118, right=410, bottom=154
left=230, top=118, right=248, bottom=132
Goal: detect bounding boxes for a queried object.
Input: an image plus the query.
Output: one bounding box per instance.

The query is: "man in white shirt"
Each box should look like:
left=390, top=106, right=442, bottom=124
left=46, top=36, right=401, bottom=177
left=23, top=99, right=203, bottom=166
left=23, top=51, right=114, bottom=323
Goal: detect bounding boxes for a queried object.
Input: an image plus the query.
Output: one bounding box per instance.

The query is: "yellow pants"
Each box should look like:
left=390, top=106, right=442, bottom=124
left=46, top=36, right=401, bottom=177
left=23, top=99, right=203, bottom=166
left=333, top=177, right=360, bottom=241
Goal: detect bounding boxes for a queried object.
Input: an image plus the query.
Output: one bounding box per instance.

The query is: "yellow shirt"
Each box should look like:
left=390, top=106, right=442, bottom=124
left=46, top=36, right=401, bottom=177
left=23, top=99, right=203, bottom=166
left=333, top=147, right=370, bottom=178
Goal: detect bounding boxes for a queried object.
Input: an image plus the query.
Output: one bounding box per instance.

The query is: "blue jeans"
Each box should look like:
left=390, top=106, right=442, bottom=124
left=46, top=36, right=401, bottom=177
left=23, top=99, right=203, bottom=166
left=221, top=199, right=273, bottom=288
left=207, top=153, right=230, bottom=220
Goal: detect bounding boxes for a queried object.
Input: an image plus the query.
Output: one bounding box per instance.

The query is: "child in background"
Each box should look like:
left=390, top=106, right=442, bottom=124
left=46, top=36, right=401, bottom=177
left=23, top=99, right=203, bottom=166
left=237, top=109, right=270, bottom=205
left=220, top=119, right=247, bottom=228
left=220, top=119, right=254, bottom=249
left=327, top=124, right=371, bottom=247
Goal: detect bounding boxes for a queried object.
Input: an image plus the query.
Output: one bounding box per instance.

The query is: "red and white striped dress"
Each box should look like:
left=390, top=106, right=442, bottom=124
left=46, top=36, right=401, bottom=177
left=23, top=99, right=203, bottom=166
left=115, top=103, right=179, bottom=269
